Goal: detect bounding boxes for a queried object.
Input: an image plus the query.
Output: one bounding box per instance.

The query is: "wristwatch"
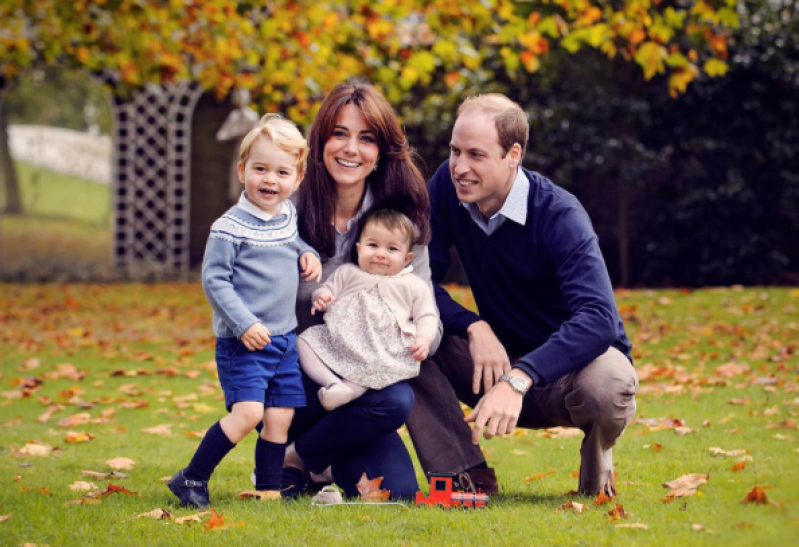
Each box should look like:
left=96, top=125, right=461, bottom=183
left=499, top=372, right=531, bottom=395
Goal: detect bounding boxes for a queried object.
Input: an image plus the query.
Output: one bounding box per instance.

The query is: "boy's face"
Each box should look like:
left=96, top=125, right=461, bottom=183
left=356, top=222, right=413, bottom=276
left=238, top=136, right=302, bottom=215
left=449, top=110, right=521, bottom=219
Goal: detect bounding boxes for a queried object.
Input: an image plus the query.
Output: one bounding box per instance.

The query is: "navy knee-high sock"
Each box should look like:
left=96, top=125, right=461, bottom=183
left=254, top=437, right=287, bottom=491
left=185, top=422, right=236, bottom=481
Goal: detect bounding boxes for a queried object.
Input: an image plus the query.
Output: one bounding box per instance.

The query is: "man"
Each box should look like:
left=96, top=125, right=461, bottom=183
left=407, top=94, right=638, bottom=496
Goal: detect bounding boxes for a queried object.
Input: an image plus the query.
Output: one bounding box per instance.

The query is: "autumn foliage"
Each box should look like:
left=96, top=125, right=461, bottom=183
left=0, top=1, right=739, bottom=124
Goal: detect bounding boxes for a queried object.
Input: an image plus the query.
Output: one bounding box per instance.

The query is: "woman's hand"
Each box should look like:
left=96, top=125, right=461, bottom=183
left=410, top=335, right=431, bottom=361
left=241, top=322, right=271, bottom=350
left=311, top=293, right=336, bottom=315
left=300, top=253, right=323, bottom=283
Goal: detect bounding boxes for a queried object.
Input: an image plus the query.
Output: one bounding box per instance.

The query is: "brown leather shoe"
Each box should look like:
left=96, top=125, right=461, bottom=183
left=454, top=468, right=499, bottom=495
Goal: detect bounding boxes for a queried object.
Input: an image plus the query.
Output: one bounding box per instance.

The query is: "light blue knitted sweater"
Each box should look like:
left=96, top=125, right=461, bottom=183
left=202, top=195, right=318, bottom=339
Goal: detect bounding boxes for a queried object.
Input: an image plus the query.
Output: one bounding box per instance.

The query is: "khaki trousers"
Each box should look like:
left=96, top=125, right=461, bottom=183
left=407, top=335, right=638, bottom=495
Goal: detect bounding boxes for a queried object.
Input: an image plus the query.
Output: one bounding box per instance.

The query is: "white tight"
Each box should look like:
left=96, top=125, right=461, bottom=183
left=296, top=338, right=367, bottom=410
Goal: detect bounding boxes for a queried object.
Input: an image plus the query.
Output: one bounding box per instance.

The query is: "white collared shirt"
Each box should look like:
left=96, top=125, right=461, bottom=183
left=460, top=168, right=529, bottom=235
left=238, top=191, right=288, bottom=221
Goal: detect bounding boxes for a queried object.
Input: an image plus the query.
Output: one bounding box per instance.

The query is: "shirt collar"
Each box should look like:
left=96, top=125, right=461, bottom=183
left=334, top=184, right=374, bottom=236
left=461, top=167, right=529, bottom=226
left=238, top=191, right=287, bottom=221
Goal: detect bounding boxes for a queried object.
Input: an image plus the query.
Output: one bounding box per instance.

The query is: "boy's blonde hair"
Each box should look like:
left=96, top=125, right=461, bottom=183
left=239, top=113, right=309, bottom=177
left=361, top=209, right=415, bottom=250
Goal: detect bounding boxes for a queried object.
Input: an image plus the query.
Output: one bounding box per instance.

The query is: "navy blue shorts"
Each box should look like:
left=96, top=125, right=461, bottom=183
left=215, top=332, right=306, bottom=411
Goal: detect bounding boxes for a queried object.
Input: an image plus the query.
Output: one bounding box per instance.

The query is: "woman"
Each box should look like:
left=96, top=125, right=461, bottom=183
left=283, top=80, right=441, bottom=500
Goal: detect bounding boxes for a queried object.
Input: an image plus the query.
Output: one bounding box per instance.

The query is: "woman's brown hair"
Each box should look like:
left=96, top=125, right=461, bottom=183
left=296, top=80, right=430, bottom=259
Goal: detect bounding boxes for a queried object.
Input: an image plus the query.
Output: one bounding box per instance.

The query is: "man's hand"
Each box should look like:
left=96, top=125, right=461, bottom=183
left=241, top=322, right=271, bottom=351
left=466, top=321, right=511, bottom=394
left=410, top=335, right=431, bottom=361
left=464, top=369, right=531, bottom=443
left=300, top=252, right=323, bottom=283
left=311, top=293, right=336, bottom=315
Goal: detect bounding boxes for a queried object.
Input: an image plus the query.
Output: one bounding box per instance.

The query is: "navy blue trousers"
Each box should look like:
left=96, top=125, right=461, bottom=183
left=288, top=372, right=418, bottom=500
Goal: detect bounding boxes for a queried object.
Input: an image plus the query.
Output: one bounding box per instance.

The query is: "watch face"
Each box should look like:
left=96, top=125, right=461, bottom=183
left=510, top=377, right=526, bottom=391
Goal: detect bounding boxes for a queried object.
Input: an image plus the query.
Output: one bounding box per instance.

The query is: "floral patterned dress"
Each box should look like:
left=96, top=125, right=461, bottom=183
left=299, top=286, right=419, bottom=390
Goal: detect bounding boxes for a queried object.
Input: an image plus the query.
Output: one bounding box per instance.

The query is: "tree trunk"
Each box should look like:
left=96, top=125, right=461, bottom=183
left=0, top=82, right=22, bottom=214
left=617, top=176, right=630, bottom=287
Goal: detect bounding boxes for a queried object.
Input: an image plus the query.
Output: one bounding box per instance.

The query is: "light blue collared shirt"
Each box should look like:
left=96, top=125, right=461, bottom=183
left=334, top=185, right=374, bottom=257
left=461, top=168, right=529, bottom=235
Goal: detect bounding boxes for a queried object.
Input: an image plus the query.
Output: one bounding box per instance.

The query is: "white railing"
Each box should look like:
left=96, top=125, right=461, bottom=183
left=8, top=124, right=111, bottom=184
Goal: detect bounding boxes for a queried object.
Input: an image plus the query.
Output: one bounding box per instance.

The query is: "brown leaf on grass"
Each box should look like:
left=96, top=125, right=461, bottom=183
left=134, top=508, right=173, bottom=520
left=184, top=430, right=207, bottom=439
left=558, top=500, right=587, bottom=512
left=175, top=511, right=210, bottom=525
left=643, top=443, right=664, bottom=451
left=607, top=504, right=630, bottom=520
left=2, top=416, right=22, bottom=428
left=662, top=473, right=709, bottom=502
left=65, top=431, right=95, bottom=443
left=715, top=362, right=750, bottom=377
left=763, top=406, right=780, bottom=416
left=15, top=440, right=54, bottom=456
left=37, top=405, right=64, bottom=423
left=356, top=473, right=390, bottom=502
left=105, top=457, right=135, bottom=470
left=615, top=523, right=649, bottom=529
left=593, top=491, right=614, bottom=506
left=736, top=521, right=754, bottom=529
left=767, top=419, right=797, bottom=430
left=81, top=470, right=127, bottom=480
left=69, top=481, right=99, bottom=492
left=238, top=490, right=281, bottom=500
left=742, top=486, right=768, bottom=505
left=118, top=401, right=149, bottom=409
left=731, top=461, right=747, bottom=472
left=86, top=483, right=138, bottom=499
left=674, top=426, right=694, bottom=435
left=709, top=447, right=748, bottom=457
left=204, top=508, right=237, bottom=531
left=58, top=413, right=92, bottom=428
left=537, top=427, right=582, bottom=439
left=523, top=469, right=556, bottom=482
left=118, top=383, right=141, bottom=396
left=24, top=358, right=41, bottom=369
left=65, top=498, right=101, bottom=506
left=141, top=424, right=172, bottom=436
left=729, top=398, right=751, bottom=406
left=0, top=514, right=11, bottom=522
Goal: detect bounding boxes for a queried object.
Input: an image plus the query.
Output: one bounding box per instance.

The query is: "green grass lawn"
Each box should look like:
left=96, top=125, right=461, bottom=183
left=1, top=161, right=113, bottom=279
left=0, top=285, right=797, bottom=546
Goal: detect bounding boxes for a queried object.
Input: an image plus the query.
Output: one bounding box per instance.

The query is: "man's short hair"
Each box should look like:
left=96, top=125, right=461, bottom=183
left=457, top=94, right=529, bottom=157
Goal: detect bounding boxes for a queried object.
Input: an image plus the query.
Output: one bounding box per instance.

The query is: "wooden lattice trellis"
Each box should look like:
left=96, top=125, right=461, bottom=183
left=112, top=82, right=204, bottom=276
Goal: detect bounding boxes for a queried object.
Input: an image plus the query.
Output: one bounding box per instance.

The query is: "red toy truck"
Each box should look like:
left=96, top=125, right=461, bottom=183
left=415, top=472, right=489, bottom=509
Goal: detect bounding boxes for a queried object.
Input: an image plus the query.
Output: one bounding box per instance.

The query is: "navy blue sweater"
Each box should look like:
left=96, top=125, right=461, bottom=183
left=429, top=162, right=632, bottom=386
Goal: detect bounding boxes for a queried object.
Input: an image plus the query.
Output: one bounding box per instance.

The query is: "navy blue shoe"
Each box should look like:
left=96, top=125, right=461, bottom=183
left=280, top=466, right=311, bottom=499
left=168, top=468, right=210, bottom=508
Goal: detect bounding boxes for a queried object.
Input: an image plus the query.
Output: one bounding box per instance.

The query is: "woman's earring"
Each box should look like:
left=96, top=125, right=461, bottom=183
left=373, top=163, right=378, bottom=172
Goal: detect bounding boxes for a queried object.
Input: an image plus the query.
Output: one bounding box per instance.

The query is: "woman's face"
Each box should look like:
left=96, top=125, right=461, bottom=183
left=323, top=103, right=380, bottom=189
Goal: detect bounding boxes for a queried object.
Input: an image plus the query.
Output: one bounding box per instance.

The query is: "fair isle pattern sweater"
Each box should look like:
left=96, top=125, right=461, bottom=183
left=202, top=197, right=318, bottom=339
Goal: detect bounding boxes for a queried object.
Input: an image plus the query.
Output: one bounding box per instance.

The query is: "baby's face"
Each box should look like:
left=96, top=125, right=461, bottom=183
left=238, top=136, right=302, bottom=215
left=356, top=223, right=413, bottom=276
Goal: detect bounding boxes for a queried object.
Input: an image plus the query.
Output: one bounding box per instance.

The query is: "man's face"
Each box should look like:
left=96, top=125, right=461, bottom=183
left=449, top=111, right=521, bottom=219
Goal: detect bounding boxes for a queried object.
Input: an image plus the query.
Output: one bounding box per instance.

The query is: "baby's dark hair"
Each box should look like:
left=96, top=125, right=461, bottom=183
left=361, top=209, right=415, bottom=250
